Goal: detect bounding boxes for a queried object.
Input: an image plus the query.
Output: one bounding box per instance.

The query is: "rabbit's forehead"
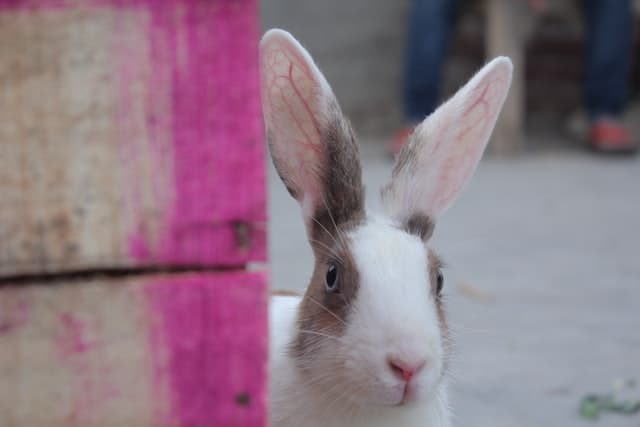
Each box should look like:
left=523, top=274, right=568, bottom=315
left=350, top=219, right=432, bottom=293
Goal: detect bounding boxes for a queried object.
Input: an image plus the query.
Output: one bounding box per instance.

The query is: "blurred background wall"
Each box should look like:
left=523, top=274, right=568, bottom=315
left=262, top=0, right=640, bottom=138
left=261, top=0, right=409, bottom=136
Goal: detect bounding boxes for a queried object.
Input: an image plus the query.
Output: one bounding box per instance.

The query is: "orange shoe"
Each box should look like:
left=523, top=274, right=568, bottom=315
left=588, top=119, right=637, bottom=154
left=386, top=126, right=414, bottom=157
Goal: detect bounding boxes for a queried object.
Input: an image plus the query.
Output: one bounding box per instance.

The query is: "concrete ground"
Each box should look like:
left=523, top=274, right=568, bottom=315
left=268, top=137, right=640, bottom=427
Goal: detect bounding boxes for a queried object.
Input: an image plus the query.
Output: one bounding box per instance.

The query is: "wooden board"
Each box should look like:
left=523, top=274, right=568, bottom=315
left=0, top=271, right=268, bottom=427
left=0, top=0, right=265, bottom=276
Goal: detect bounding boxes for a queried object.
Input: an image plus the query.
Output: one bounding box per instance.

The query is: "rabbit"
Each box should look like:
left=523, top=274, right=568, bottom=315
left=261, top=28, right=512, bottom=427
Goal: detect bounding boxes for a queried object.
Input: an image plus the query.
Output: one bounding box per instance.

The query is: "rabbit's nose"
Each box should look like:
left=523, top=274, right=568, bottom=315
left=387, top=357, right=426, bottom=382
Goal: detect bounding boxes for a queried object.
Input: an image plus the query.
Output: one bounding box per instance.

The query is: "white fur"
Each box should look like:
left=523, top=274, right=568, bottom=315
left=347, top=218, right=444, bottom=404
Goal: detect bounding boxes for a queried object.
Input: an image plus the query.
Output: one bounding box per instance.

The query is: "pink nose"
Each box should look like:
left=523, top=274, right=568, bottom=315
left=387, top=357, right=426, bottom=382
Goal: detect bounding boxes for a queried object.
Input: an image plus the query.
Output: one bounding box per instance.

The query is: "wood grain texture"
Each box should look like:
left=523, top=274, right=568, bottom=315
left=0, top=0, right=265, bottom=276
left=0, top=271, right=268, bottom=427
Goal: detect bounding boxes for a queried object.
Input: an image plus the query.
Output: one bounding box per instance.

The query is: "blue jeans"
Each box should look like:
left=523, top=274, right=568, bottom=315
left=404, top=0, right=633, bottom=122
left=584, top=0, right=633, bottom=119
left=404, top=0, right=460, bottom=123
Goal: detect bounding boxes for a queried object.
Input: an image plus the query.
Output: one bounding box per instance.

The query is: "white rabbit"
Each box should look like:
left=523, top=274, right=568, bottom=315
left=261, top=29, right=512, bottom=427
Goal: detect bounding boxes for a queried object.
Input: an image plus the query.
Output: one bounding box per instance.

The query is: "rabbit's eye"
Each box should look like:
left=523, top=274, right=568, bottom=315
left=436, top=270, right=444, bottom=295
left=324, top=263, right=339, bottom=293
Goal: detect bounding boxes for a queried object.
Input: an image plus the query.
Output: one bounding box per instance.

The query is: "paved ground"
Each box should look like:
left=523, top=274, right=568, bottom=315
left=268, top=137, right=640, bottom=427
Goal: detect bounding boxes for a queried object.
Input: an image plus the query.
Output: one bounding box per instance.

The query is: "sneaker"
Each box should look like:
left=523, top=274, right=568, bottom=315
left=588, top=118, right=637, bottom=154
left=386, top=126, right=415, bottom=157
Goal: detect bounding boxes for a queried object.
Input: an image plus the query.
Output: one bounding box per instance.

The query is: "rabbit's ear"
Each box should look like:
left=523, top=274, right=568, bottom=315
left=382, top=57, right=512, bottom=237
left=260, top=29, right=364, bottom=237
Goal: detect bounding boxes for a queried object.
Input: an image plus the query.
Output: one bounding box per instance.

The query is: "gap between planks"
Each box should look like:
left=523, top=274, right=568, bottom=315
left=0, top=264, right=257, bottom=287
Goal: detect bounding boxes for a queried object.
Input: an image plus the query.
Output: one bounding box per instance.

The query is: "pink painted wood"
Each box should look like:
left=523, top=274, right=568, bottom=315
left=147, top=272, right=269, bottom=427
left=123, top=0, right=267, bottom=267
left=0, top=1, right=268, bottom=427
left=0, top=0, right=266, bottom=272
left=0, top=271, right=268, bottom=427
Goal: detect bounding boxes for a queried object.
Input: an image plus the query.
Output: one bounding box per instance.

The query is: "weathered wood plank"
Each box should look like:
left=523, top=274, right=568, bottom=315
left=0, top=0, right=265, bottom=276
left=0, top=271, right=268, bottom=427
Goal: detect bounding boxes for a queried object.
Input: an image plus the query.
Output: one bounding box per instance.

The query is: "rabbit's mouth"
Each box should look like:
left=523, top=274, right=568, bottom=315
left=360, top=363, right=444, bottom=408
left=343, top=373, right=431, bottom=408
left=398, top=381, right=418, bottom=406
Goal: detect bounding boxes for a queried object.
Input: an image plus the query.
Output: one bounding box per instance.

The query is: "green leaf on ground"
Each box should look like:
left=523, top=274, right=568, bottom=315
left=579, top=393, right=640, bottom=421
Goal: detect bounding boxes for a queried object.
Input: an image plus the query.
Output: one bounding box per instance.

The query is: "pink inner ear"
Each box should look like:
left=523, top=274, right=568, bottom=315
left=433, top=73, right=509, bottom=212
left=458, top=69, right=512, bottom=146
left=260, top=34, right=328, bottom=205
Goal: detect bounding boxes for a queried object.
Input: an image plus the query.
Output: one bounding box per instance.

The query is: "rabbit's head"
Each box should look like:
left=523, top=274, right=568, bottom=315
left=261, top=29, right=512, bottom=408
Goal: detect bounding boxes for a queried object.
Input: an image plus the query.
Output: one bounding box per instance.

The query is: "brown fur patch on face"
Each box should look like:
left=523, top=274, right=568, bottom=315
left=291, top=108, right=365, bottom=366
left=291, top=220, right=362, bottom=362
left=404, top=213, right=435, bottom=241
left=428, top=250, right=449, bottom=356
left=282, top=98, right=366, bottom=364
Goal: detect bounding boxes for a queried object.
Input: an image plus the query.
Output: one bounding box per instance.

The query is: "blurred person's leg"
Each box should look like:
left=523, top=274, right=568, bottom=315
left=584, top=0, right=637, bottom=153
left=389, top=0, right=460, bottom=155
left=404, top=0, right=459, bottom=122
